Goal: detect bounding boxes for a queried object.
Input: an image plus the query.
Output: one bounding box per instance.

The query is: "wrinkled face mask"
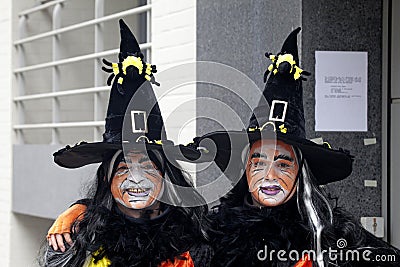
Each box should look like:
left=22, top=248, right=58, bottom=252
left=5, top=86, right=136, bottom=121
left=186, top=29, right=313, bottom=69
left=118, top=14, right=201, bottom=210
left=246, top=139, right=299, bottom=207
left=111, top=151, right=164, bottom=210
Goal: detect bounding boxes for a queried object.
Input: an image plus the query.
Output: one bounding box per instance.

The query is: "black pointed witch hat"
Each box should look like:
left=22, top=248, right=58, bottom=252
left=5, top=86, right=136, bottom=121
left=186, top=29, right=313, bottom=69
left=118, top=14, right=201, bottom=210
left=195, top=27, right=353, bottom=185
left=54, top=19, right=199, bottom=168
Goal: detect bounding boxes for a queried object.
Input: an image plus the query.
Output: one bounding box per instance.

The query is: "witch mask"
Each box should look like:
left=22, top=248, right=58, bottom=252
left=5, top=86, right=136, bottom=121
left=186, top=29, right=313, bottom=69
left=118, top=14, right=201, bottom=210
left=246, top=139, right=299, bottom=207
left=111, top=151, right=165, bottom=210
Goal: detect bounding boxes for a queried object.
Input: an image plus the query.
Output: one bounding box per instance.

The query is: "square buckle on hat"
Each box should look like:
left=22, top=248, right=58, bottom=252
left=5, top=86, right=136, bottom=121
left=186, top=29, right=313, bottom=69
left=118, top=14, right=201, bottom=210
left=131, top=111, right=148, bottom=133
left=269, top=100, right=288, bottom=122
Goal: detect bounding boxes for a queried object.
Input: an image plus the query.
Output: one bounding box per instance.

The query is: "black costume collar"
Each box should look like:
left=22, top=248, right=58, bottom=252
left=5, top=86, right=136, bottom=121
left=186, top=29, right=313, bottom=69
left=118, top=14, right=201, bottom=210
left=86, top=205, right=198, bottom=266
left=211, top=195, right=400, bottom=266
left=210, top=195, right=311, bottom=266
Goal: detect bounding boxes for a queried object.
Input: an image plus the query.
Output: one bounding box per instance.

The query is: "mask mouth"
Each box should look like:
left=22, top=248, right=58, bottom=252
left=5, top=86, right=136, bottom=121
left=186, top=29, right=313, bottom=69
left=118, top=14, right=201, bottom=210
left=259, top=184, right=283, bottom=196
left=124, top=187, right=151, bottom=197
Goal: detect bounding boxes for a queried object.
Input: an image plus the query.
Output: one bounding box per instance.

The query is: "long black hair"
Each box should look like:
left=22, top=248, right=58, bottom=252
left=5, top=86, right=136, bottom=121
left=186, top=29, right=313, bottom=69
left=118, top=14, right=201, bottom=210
left=39, top=149, right=209, bottom=267
left=212, top=144, right=374, bottom=267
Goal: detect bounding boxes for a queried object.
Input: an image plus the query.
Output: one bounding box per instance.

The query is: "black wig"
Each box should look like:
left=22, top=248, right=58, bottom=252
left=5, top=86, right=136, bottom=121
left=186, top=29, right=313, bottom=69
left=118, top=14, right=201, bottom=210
left=210, top=144, right=399, bottom=266
left=40, top=150, right=209, bottom=267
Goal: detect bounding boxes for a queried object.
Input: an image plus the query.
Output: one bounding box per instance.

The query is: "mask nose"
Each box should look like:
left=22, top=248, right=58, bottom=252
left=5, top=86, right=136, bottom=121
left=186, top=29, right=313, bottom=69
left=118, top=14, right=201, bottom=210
left=127, top=166, right=146, bottom=183
left=265, top=165, right=278, bottom=181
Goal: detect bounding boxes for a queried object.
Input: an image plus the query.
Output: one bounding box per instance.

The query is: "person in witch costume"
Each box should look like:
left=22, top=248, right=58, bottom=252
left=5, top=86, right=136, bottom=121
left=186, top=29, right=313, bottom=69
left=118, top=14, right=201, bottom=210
left=39, top=19, right=209, bottom=267
left=43, top=26, right=400, bottom=266
left=194, top=28, right=400, bottom=266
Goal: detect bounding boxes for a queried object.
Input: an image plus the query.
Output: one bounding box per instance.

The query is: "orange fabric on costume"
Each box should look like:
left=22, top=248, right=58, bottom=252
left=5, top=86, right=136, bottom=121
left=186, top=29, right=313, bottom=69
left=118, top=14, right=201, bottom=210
left=294, top=253, right=312, bottom=267
left=159, top=252, right=194, bottom=267
left=47, top=204, right=87, bottom=238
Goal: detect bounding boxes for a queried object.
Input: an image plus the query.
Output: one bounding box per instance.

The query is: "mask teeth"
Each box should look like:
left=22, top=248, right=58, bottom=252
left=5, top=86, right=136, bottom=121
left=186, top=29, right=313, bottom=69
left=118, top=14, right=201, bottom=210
left=127, top=188, right=148, bottom=193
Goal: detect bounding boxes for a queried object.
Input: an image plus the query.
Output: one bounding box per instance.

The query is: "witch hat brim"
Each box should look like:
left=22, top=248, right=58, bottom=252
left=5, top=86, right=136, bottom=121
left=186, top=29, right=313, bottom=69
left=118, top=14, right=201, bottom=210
left=53, top=141, right=202, bottom=169
left=195, top=130, right=353, bottom=185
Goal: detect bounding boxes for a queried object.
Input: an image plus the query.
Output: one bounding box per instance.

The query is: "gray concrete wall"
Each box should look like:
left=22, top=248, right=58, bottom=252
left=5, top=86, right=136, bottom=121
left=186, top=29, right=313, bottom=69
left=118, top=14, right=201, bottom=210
left=197, top=0, right=301, bottom=88
left=302, top=0, right=383, bottom=220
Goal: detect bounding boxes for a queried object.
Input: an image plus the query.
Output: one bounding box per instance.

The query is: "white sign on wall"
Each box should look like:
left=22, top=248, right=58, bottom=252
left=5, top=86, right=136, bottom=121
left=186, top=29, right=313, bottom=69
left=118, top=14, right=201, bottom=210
left=315, top=51, right=368, bottom=131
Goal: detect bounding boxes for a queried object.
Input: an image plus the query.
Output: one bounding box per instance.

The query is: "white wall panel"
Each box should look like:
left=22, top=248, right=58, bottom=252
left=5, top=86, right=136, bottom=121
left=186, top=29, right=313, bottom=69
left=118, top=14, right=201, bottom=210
left=0, top=0, right=12, bottom=265
left=152, top=0, right=196, bottom=146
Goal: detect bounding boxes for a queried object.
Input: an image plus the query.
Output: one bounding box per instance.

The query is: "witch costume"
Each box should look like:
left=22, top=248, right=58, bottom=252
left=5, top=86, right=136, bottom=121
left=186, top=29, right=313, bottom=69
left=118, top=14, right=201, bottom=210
left=39, top=19, right=208, bottom=267
left=194, top=27, right=400, bottom=266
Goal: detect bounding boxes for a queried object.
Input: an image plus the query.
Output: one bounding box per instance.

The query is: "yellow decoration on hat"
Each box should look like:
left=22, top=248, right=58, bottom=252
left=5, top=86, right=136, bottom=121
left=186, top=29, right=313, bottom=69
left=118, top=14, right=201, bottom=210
left=104, top=55, right=157, bottom=86
left=279, top=124, right=288, bottom=134
left=323, top=142, right=332, bottom=149
left=122, top=56, right=144, bottom=74
left=264, top=53, right=308, bottom=81
left=117, top=77, right=123, bottom=85
left=269, top=54, right=276, bottom=61
left=275, top=54, right=296, bottom=72
left=293, top=65, right=306, bottom=80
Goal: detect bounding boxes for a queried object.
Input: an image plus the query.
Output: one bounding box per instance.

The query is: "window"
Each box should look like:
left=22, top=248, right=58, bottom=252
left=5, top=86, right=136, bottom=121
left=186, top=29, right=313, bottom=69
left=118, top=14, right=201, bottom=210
left=13, top=0, right=151, bottom=145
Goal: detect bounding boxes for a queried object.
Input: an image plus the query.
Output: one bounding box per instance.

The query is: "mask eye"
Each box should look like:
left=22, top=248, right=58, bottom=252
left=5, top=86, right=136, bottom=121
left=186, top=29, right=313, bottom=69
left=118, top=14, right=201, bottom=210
left=251, top=159, right=268, bottom=171
left=254, top=161, right=266, bottom=167
left=143, top=164, right=154, bottom=170
left=279, top=162, right=289, bottom=168
left=116, top=167, right=129, bottom=176
left=141, top=163, right=162, bottom=175
left=276, top=160, right=294, bottom=171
